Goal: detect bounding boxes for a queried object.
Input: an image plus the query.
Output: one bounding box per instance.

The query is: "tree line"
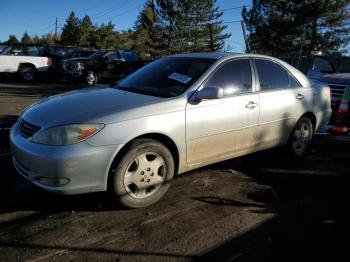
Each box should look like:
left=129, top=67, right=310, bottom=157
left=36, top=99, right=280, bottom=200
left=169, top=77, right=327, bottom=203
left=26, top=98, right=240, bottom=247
left=4, top=0, right=229, bottom=59
left=3, top=0, right=350, bottom=58
left=242, top=0, right=350, bottom=57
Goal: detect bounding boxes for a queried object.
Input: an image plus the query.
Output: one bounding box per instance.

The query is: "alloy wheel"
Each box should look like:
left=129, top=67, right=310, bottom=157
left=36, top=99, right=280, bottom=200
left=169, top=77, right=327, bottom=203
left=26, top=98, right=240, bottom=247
left=292, top=121, right=311, bottom=154
left=123, top=152, right=166, bottom=199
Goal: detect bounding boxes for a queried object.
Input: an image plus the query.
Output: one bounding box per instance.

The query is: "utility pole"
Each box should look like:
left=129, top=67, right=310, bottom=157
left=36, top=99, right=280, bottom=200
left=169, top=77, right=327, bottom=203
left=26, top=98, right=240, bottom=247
left=208, top=23, right=214, bottom=52
left=54, top=17, right=58, bottom=41
left=297, top=24, right=306, bottom=70
left=241, top=19, right=249, bottom=53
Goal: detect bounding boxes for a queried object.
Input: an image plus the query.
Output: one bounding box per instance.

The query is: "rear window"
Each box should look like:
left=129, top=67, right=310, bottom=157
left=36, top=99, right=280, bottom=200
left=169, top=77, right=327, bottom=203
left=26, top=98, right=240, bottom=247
left=119, top=50, right=138, bottom=61
left=255, top=59, right=299, bottom=90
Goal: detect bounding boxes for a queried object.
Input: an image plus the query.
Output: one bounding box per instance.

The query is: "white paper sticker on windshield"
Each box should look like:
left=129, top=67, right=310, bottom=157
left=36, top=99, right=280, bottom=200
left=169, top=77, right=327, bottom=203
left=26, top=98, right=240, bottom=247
left=168, top=73, right=192, bottom=84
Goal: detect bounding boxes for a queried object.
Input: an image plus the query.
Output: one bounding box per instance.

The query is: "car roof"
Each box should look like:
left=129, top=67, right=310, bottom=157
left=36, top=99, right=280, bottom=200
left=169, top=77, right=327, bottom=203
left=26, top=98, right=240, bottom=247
left=170, top=52, right=310, bottom=87
left=168, top=52, right=286, bottom=61
left=170, top=52, right=240, bottom=60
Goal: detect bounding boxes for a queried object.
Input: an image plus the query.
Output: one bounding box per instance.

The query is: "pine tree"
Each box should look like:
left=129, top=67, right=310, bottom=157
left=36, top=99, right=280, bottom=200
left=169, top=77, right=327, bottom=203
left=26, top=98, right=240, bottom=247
left=155, top=0, right=181, bottom=55
left=91, top=21, right=118, bottom=49
left=7, top=35, right=19, bottom=45
left=32, top=35, right=41, bottom=45
left=243, top=0, right=350, bottom=56
left=117, top=29, right=135, bottom=50
left=61, top=11, right=81, bottom=46
left=177, top=0, right=230, bottom=52
left=141, top=0, right=230, bottom=56
left=40, top=33, right=56, bottom=46
left=135, top=0, right=160, bottom=58
left=21, top=32, right=32, bottom=45
left=79, top=15, right=94, bottom=47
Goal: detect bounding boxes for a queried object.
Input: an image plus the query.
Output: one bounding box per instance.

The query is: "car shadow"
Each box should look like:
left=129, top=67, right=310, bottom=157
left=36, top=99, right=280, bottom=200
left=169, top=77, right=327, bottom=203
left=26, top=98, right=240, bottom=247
left=195, top=134, right=350, bottom=261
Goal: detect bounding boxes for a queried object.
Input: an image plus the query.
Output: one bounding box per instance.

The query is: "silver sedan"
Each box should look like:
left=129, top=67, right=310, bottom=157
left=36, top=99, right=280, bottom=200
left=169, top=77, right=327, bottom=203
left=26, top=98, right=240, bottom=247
left=10, top=53, right=331, bottom=208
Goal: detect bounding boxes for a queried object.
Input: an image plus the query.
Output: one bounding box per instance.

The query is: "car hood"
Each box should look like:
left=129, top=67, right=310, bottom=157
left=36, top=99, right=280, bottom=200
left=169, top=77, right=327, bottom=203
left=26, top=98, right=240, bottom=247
left=21, top=87, right=165, bottom=128
left=320, top=73, right=350, bottom=85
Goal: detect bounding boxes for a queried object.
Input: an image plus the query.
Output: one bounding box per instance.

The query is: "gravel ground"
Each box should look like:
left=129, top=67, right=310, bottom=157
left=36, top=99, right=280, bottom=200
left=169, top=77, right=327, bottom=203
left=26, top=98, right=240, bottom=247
left=1, top=80, right=349, bottom=262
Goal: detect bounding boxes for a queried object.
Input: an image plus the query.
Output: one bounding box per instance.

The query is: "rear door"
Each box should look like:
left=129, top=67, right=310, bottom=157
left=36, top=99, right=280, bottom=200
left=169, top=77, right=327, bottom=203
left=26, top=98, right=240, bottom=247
left=186, top=58, right=260, bottom=166
left=253, top=58, right=311, bottom=147
left=101, top=51, right=120, bottom=78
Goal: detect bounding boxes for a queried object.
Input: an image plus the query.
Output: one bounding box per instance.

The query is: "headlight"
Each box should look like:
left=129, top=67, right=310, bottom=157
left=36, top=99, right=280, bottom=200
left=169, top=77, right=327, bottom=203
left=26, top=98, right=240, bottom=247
left=30, top=124, right=104, bottom=146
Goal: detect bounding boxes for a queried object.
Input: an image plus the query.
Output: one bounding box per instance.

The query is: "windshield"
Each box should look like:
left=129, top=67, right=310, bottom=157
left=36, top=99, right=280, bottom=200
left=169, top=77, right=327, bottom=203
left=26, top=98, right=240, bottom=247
left=89, top=50, right=105, bottom=60
left=0, top=45, right=9, bottom=54
left=72, top=50, right=96, bottom=58
left=117, top=57, right=214, bottom=98
left=0, top=45, right=11, bottom=55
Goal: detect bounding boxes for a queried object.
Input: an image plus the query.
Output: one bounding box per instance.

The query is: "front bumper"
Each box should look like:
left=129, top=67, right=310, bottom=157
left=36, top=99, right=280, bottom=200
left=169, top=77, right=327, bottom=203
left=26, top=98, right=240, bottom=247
left=10, top=123, right=117, bottom=195
left=59, top=70, right=84, bottom=81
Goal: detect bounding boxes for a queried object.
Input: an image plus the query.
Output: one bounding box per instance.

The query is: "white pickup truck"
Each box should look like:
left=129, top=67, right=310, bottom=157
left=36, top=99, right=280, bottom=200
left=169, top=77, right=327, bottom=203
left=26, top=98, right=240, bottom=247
left=0, top=45, right=51, bottom=81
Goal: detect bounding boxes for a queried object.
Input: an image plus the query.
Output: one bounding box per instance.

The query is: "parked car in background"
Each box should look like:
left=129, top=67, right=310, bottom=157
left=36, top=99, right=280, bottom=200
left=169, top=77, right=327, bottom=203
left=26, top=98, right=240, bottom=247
left=10, top=53, right=331, bottom=208
left=59, top=49, right=146, bottom=85
left=69, top=50, right=96, bottom=59
left=282, top=56, right=350, bottom=111
left=0, top=45, right=51, bottom=81
left=306, top=57, right=350, bottom=110
left=41, top=47, right=97, bottom=79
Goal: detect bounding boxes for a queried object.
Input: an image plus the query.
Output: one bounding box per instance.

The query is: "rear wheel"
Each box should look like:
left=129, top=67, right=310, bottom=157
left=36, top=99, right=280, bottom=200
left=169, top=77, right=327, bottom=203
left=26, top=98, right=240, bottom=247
left=20, top=66, right=36, bottom=82
left=113, top=139, right=175, bottom=208
left=288, top=116, right=313, bottom=157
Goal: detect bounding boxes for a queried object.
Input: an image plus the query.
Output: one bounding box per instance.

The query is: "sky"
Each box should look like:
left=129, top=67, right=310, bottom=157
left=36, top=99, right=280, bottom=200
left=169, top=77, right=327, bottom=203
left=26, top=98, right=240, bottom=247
left=0, top=0, right=251, bottom=52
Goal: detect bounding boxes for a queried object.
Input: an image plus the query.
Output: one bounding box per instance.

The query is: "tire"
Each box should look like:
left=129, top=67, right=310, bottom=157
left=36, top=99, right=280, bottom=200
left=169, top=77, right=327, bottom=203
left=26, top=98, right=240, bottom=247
left=113, top=139, right=175, bottom=208
left=86, top=71, right=98, bottom=86
left=20, top=66, right=36, bottom=82
left=287, top=116, right=313, bottom=157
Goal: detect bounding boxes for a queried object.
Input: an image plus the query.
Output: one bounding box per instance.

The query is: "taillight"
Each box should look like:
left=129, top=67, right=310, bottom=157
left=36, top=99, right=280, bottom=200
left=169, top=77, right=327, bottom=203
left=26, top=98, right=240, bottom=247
left=47, top=58, right=52, bottom=66
left=329, top=88, right=332, bottom=98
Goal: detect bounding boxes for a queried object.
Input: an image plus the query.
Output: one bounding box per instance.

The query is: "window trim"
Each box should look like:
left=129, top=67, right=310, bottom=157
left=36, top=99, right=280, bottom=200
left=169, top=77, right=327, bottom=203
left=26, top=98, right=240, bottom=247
left=252, top=58, right=302, bottom=92
left=202, top=57, right=255, bottom=98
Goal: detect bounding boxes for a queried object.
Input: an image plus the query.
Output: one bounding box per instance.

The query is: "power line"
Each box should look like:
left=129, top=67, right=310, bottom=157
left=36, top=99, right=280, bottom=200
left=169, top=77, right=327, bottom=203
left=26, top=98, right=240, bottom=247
left=94, top=2, right=144, bottom=21
left=221, top=5, right=251, bottom=12
left=223, top=20, right=242, bottom=24
left=90, top=0, right=130, bottom=18
left=30, top=22, right=56, bottom=36
left=80, top=0, right=117, bottom=13
left=225, top=39, right=244, bottom=46
left=0, top=12, right=53, bottom=25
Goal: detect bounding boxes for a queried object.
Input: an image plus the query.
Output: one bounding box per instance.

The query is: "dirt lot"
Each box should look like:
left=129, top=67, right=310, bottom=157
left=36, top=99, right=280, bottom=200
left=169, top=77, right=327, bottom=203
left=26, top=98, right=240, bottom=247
left=1, top=81, right=350, bottom=261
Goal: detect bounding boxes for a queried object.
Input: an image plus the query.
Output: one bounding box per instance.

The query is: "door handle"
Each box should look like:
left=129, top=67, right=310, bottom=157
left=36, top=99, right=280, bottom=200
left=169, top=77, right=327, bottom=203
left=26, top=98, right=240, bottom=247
left=296, top=94, right=304, bottom=100
left=245, top=101, right=258, bottom=109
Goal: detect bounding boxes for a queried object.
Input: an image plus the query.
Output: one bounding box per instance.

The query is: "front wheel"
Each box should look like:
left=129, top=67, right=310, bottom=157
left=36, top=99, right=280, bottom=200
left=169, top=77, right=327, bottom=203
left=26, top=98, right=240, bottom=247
left=113, top=139, right=175, bottom=208
left=85, top=71, right=98, bottom=86
left=287, top=116, right=313, bottom=157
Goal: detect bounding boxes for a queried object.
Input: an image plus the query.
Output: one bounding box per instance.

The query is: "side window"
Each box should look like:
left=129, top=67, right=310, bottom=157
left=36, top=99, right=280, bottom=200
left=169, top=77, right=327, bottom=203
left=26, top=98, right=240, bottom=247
left=313, top=57, right=334, bottom=73
left=289, top=74, right=302, bottom=88
left=105, top=51, right=119, bottom=61
left=255, top=59, right=290, bottom=90
left=205, top=59, right=252, bottom=96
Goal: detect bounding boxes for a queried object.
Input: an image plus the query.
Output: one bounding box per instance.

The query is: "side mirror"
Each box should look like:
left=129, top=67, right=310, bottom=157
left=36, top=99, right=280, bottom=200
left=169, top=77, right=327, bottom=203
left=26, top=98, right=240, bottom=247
left=193, top=86, right=224, bottom=103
